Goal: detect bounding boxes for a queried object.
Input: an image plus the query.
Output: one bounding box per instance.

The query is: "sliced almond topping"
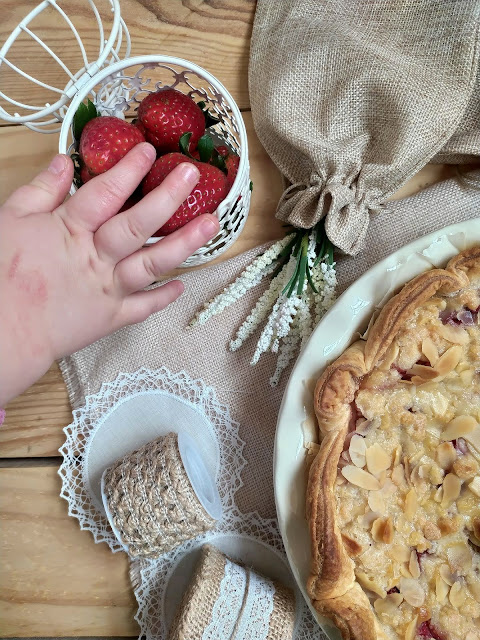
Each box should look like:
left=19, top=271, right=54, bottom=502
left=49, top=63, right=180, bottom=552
left=449, top=581, right=467, bottom=609
left=422, top=337, right=439, bottom=366
left=360, top=509, right=380, bottom=529
left=440, top=563, right=455, bottom=586
left=423, top=522, right=442, bottom=541
left=447, top=542, right=472, bottom=575
left=404, top=488, right=418, bottom=521
left=409, top=550, right=420, bottom=579
left=404, top=616, right=418, bottom=640
left=392, top=464, right=406, bottom=487
left=341, top=533, right=363, bottom=557
left=371, top=516, right=394, bottom=544
left=441, top=415, right=478, bottom=441
left=374, top=592, right=404, bottom=616
left=438, top=515, right=461, bottom=536
left=437, top=323, right=469, bottom=345
left=473, top=517, right=480, bottom=540
left=407, top=364, right=439, bottom=380
left=463, top=426, right=480, bottom=454
left=349, top=434, right=367, bottom=468
left=400, top=577, right=425, bottom=607
left=341, top=465, right=381, bottom=490
left=355, top=570, right=387, bottom=599
left=393, top=445, right=402, bottom=468
left=436, top=574, right=449, bottom=603
left=366, top=443, right=391, bottom=476
left=400, top=564, right=412, bottom=578
left=434, top=345, right=463, bottom=376
left=453, top=455, right=479, bottom=479
left=441, top=473, right=462, bottom=508
left=390, top=544, right=411, bottom=563
left=459, top=368, right=474, bottom=385
left=467, top=574, right=480, bottom=603
left=368, top=490, right=386, bottom=515
left=468, top=477, right=480, bottom=497
left=379, top=342, right=400, bottom=371
left=436, top=442, right=457, bottom=470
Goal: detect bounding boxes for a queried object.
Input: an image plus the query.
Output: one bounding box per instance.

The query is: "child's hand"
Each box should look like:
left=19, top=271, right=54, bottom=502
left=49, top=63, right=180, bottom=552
left=0, top=143, right=219, bottom=405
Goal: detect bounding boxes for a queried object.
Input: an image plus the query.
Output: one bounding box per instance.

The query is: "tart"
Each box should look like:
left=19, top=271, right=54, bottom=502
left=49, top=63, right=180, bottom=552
left=306, top=247, right=480, bottom=640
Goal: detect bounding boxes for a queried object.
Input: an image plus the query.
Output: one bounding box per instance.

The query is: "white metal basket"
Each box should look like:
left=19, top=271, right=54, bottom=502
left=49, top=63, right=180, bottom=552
left=59, top=57, right=251, bottom=266
left=0, top=1, right=251, bottom=267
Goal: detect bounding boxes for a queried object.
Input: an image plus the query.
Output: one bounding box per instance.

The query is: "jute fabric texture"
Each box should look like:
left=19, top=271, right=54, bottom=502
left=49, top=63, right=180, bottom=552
left=60, top=171, right=480, bottom=521
left=102, top=433, right=215, bottom=558
left=249, top=1, right=480, bottom=255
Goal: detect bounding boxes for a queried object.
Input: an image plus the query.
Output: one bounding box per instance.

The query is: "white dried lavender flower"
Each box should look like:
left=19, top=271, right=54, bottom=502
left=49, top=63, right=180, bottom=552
left=229, top=259, right=290, bottom=351
left=270, top=317, right=302, bottom=386
left=190, top=234, right=292, bottom=327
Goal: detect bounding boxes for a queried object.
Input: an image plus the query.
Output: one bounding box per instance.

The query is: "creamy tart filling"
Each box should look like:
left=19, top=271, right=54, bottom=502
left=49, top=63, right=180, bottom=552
left=334, top=278, right=480, bottom=640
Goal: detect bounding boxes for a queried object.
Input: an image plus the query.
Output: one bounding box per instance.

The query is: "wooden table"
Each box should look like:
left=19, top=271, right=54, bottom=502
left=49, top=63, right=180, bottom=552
left=0, top=1, right=470, bottom=636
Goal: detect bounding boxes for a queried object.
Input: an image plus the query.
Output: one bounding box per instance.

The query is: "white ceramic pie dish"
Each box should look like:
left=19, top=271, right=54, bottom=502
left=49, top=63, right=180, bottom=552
left=274, top=218, right=480, bottom=639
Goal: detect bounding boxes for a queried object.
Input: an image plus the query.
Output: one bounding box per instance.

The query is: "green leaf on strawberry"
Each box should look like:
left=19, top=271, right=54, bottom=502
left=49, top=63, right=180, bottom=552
left=197, top=134, right=215, bottom=163
left=197, top=101, right=221, bottom=128
left=179, top=132, right=194, bottom=158
left=210, top=149, right=227, bottom=174
left=73, top=99, right=99, bottom=141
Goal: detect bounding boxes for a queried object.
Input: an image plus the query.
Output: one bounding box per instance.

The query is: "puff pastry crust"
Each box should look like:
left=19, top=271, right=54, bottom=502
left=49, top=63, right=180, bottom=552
left=306, top=247, right=480, bottom=640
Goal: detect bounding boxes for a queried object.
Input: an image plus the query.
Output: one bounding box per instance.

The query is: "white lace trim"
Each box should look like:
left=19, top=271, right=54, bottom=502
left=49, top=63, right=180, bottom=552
left=234, top=563, right=275, bottom=640
left=58, top=368, right=323, bottom=640
left=203, top=559, right=248, bottom=639
left=58, top=367, right=245, bottom=552
left=201, top=558, right=275, bottom=640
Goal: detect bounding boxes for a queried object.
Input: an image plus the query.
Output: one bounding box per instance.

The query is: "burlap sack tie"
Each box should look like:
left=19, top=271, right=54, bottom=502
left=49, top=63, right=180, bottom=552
left=249, top=0, right=480, bottom=255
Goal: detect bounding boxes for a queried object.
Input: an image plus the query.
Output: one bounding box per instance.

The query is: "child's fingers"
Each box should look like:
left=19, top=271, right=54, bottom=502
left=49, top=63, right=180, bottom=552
left=4, top=155, right=73, bottom=216
left=113, top=214, right=219, bottom=295
left=118, top=280, right=185, bottom=326
left=94, top=162, right=200, bottom=263
left=59, top=143, right=156, bottom=232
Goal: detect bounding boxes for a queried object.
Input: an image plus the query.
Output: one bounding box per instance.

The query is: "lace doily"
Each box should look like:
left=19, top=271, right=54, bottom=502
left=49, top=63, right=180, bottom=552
left=58, top=367, right=245, bottom=552
left=131, top=511, right=320, bottom=640
left=58, top=367, right=322, bottom=640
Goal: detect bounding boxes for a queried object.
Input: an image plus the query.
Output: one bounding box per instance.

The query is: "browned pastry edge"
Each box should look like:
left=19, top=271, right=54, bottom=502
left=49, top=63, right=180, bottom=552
left=306, top=246, right=480, bottom=639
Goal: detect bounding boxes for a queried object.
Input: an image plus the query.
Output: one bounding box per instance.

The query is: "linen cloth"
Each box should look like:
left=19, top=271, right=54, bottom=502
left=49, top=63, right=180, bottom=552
left=60, top=170, right=480, bottom=520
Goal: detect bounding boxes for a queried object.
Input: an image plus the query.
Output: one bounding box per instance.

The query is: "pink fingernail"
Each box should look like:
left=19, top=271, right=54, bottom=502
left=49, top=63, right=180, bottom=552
left=201, top=216, right=219, bottom=238
left=179, top=163, right=200, bottom=183
left=48, top=154, right=67, bottom=175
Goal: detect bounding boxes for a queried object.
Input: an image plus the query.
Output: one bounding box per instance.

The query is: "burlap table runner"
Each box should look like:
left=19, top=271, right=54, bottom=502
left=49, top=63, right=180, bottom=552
left=249, top=1, right=480, bottom=255
left=60, top=170, right=480, bottom=519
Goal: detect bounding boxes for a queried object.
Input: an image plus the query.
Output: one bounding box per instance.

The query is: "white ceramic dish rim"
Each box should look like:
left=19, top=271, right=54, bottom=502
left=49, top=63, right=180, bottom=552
left=274, top=218, right=480, bottom=639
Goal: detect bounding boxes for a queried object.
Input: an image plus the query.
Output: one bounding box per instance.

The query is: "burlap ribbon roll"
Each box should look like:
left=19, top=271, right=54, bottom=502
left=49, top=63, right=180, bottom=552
left=101, top=433, right=219, bottom=558
left=249, top=1, right=480, bottom=255
left=169, top=544, right=296, bottom=640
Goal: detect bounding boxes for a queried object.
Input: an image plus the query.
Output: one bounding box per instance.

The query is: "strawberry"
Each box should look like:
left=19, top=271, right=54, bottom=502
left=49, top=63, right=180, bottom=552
left=137, top=88, right=205, bottom=153
left=225, top=153, right=240, bottom=191
left=79, top=116, right=145, bottom=176
left=215, top=145, right=230, bottom=158
left=142, top=152, right=227, bottom=235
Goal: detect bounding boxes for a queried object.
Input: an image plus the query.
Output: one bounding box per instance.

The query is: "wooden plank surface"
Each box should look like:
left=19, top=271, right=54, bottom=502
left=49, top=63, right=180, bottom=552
left=0, top=0, right=254, bottom=120
left=0, top=467, right=137, bottom=637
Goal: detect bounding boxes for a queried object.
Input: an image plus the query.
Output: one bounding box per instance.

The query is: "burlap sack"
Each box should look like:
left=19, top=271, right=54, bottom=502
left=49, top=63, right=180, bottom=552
left=249, top=1, right=480, bottom=255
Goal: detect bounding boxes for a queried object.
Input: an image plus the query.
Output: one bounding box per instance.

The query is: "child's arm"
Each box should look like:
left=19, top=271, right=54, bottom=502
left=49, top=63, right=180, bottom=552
left=0, top=143, right=218, bottom=406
